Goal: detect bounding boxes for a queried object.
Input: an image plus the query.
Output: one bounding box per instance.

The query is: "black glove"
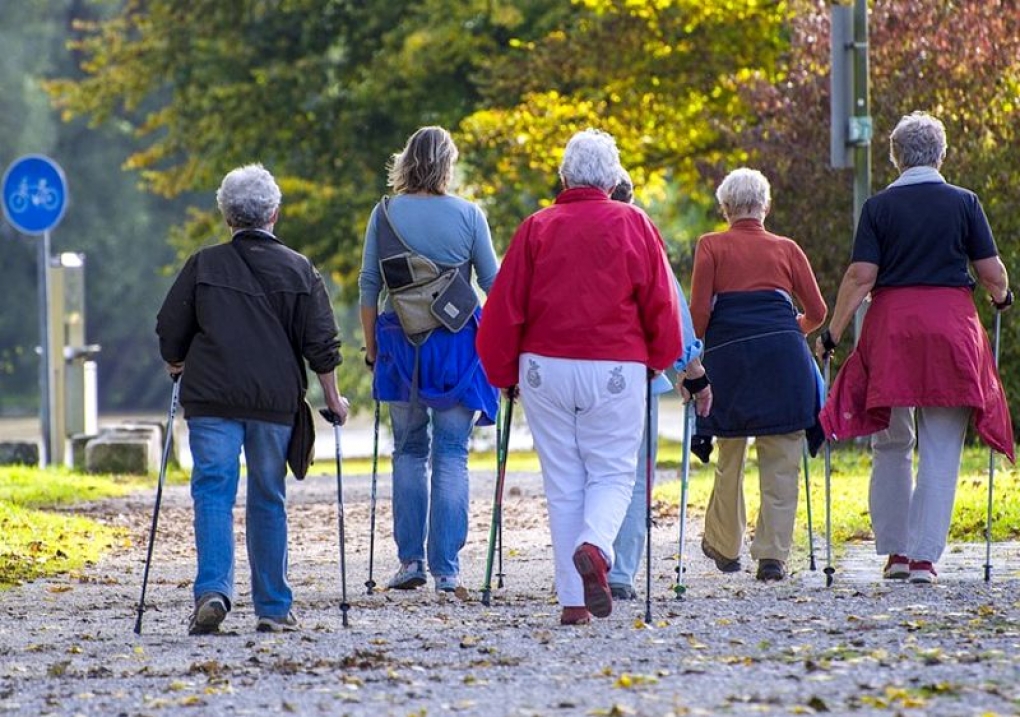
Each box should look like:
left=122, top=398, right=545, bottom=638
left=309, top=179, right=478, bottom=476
left=820, top=328, right=838, bottom=359
left=691, top=434, right=714, bottom=464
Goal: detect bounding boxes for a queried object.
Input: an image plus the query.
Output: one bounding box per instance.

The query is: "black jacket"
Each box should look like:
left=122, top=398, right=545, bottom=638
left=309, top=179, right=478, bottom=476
left=156, top=230, right=342, bottom=424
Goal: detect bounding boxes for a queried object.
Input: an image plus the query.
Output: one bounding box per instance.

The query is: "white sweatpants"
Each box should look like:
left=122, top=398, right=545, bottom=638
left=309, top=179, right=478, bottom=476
left=869, top=406, right=971, bottom=563
left=518, top=353, right=646, bottom=607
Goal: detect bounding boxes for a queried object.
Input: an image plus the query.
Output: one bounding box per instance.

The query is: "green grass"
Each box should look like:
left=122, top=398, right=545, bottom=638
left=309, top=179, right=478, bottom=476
left=2, top=442, right=1016, bottom=589
left=0, top=466, right=160, bottom=588
left=653, top=441, right=1020, bottom=549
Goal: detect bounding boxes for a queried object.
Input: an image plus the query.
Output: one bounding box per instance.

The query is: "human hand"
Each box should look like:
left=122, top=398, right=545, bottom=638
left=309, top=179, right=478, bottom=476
left=992, top=288, right=1014, bottom=312
left=815, top=328, right=838, bottom=360
left=320, top=396, right=350, bottom=426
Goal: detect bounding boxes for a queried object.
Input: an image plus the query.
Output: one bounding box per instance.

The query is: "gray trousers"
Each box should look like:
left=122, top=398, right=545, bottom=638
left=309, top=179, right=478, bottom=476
left=869, top=406, right=972, bottom=563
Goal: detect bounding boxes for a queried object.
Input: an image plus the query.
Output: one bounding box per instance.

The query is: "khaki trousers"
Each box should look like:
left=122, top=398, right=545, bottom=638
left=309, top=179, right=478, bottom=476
left=703, top=431, right=803, bottom=563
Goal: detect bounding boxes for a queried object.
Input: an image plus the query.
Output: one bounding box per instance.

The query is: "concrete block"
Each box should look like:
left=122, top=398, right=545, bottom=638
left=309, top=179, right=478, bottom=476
left=70, top=434, right=98, bottom=472
left=85, top=425, right=162, bottom=475
left=0, top=441, right=40, bottom=466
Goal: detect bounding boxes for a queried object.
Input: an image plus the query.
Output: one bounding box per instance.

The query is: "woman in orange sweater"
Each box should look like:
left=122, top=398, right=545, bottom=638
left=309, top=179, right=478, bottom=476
left=689, top=167, right=826, bottom=581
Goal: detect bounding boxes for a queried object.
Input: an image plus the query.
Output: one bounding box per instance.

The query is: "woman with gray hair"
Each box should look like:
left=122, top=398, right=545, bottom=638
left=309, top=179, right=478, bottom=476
left=478, top=129, right=682, bottom=624
left=158, top=163, right=349, bottom=634
left=689, top=167, right=827, bottom=582
left=359, top=126, right=499, bottom=594
left=817, top=111, right=1013, bottom=584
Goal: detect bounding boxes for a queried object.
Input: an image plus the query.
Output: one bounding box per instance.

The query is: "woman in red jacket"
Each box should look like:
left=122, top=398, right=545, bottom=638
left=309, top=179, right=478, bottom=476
left=477, top=129, right=681, bottom=625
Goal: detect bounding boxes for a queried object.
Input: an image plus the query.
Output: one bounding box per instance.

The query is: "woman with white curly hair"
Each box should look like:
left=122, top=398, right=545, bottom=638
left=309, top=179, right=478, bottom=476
left=478, top=129, right=682, bottom=625
left=690, top=166, right=827, bottom=583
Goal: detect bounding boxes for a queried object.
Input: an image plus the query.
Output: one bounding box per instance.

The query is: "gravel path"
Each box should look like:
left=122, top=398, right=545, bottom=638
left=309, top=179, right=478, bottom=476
left=2, top=467, right=1020, bottom=717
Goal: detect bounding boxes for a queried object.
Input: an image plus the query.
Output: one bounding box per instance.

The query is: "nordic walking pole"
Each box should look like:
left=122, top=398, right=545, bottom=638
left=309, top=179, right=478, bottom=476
left=984, top=309, right=1003, bottom=582
left=365, top=400, right=381, bottom=594
left=802, top=439, right=817, bottom=571
left=822, top=355, right=835, bottom=587
left=320, top=408, right=351, bottom=627
left=673, top=400, right=694, bottom=600
left=482, top=390, right=515, bottom=606
left=643, top=374, right=654, bottom=624
left=133, top=374, right=181, bottom=635
left=496, top=400, right=506, bottom=589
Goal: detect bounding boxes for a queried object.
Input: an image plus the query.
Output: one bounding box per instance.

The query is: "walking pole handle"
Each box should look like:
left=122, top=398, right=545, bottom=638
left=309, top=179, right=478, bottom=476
left=319, top=408, right=344, bottom=425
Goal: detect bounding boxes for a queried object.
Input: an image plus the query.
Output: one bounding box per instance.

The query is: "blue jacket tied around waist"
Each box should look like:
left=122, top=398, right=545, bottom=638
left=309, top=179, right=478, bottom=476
left=373, top=309, right=498, bottom=426
left=697, top=290, right=818, bottom=438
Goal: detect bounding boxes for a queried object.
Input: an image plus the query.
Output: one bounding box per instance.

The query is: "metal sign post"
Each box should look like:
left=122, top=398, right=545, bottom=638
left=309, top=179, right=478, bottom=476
left=2, top=155, right=69, bottom=467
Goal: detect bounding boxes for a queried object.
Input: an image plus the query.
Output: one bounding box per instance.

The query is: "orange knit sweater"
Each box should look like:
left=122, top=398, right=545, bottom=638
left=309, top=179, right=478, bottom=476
left=689, top=218, right=827, bottom=337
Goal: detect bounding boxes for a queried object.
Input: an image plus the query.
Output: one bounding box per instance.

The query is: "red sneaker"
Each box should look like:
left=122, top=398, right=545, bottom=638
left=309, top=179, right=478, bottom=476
left=560, top=606, right=592, bottom=625
left=882, top=554, right=910, bottom=580
left=908, top=560, right=938, bottom=584
left=572, top=543, right=612, bottom=618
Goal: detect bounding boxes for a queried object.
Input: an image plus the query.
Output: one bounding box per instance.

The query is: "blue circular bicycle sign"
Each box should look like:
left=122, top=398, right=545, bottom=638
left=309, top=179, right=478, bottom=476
left=2, top=155, right=68, bottom=235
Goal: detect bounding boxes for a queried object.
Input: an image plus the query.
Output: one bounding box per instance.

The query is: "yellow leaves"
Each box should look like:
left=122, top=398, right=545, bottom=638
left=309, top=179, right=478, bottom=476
left=613, top=672, right=659, bottom=689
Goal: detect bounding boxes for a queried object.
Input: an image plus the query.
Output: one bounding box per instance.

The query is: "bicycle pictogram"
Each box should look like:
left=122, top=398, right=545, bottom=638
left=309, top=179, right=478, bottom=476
left=8, top=177, right=60, bottom=214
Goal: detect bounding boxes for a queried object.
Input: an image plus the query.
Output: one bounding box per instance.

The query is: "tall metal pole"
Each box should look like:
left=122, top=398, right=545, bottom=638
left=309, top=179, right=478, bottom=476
left=37, top=230, right=52, bottom=467
left=851, top=0, right=872, bottom=341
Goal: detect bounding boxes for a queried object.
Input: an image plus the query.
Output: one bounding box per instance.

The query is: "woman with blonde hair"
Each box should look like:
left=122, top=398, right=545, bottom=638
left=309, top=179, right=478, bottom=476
left=359, top=126, right=499, bottom=594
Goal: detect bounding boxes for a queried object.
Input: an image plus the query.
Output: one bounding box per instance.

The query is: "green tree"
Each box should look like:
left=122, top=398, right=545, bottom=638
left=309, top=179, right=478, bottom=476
left=47, top=0, right=563, bottom=287
left=459, top=0, right=796, bottom=260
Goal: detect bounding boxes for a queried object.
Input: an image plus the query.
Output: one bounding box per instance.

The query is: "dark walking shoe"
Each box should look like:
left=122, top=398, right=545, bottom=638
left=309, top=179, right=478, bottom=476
left=560, top=606, right=592, bottom=625
left=572, top=543, right=613, bottom=618
left=701, top=538, right=741, bottom=573
left=188, top=592, right=228, bottom=635
left=756, top=559, right=787, bottom=582
left=610, top=583, right=638, bottom=600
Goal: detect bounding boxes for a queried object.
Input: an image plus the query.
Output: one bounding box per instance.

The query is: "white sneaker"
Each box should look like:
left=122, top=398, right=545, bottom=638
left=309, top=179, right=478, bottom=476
left=256, top=611, right=300, bottom=632
left=908, top=561, right=937, bottom=584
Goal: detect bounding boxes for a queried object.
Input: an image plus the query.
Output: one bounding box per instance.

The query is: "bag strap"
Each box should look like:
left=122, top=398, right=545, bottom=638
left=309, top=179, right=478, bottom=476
left=230, top=237, right=308, bottom=393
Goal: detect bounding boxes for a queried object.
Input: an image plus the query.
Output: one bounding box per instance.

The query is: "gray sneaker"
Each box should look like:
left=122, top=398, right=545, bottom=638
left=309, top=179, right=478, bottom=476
left=434, top=575, right=460, bottom=593
left=256, top=611, right=300, bottom=633
left=387, top=560, right=427, bottom=590
left=188, top=592, right=228, bottom=635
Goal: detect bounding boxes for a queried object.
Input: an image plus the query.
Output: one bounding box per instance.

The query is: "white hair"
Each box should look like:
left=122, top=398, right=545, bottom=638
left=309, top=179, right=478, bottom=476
left=889, top=111, right=947, bottom=170
left=559, top=129, right=623, bottom=192
left=216, top=163, right=281, bottom=229
left=715, top=167, right=771, bottom=221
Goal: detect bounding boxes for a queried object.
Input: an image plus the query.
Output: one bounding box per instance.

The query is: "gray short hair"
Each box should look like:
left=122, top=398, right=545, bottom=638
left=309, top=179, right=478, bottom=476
left=559, top=129, right=622, bottom=192
left=716, top=167, right=771, bottom=220
left=388, top=126, right=458, bottom=194
left=889, top=111, right=947, bottom=170
left=216, top=163, right=281, bottom=229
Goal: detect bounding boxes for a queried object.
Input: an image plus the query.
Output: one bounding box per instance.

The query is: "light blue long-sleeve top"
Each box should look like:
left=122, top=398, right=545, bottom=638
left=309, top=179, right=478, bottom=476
left=652, top=278, right=704, bottom=394
left=358, top=194, right=499, bottom=309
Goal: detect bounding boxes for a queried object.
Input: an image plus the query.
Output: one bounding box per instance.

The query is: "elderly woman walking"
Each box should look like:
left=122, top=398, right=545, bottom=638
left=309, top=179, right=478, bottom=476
left=477, top=129, right=682, bottom=625
left=359, top=126, right=500, bottom=594
left=690, top=167, right=827, bottom=582
left=817, top=111, right=1013, bottom=584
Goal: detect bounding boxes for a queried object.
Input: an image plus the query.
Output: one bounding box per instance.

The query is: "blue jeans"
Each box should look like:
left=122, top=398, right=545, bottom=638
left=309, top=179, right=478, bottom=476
left=389, top=401, right=475, bottom=577
left=188, top=417, right=292, bottom=618
left=609, top=396, right=659, bottom=588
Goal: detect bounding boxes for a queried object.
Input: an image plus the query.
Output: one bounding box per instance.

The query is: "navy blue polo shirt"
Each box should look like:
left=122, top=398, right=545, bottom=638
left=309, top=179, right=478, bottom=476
left=851, top=181, right=998, bottom=288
